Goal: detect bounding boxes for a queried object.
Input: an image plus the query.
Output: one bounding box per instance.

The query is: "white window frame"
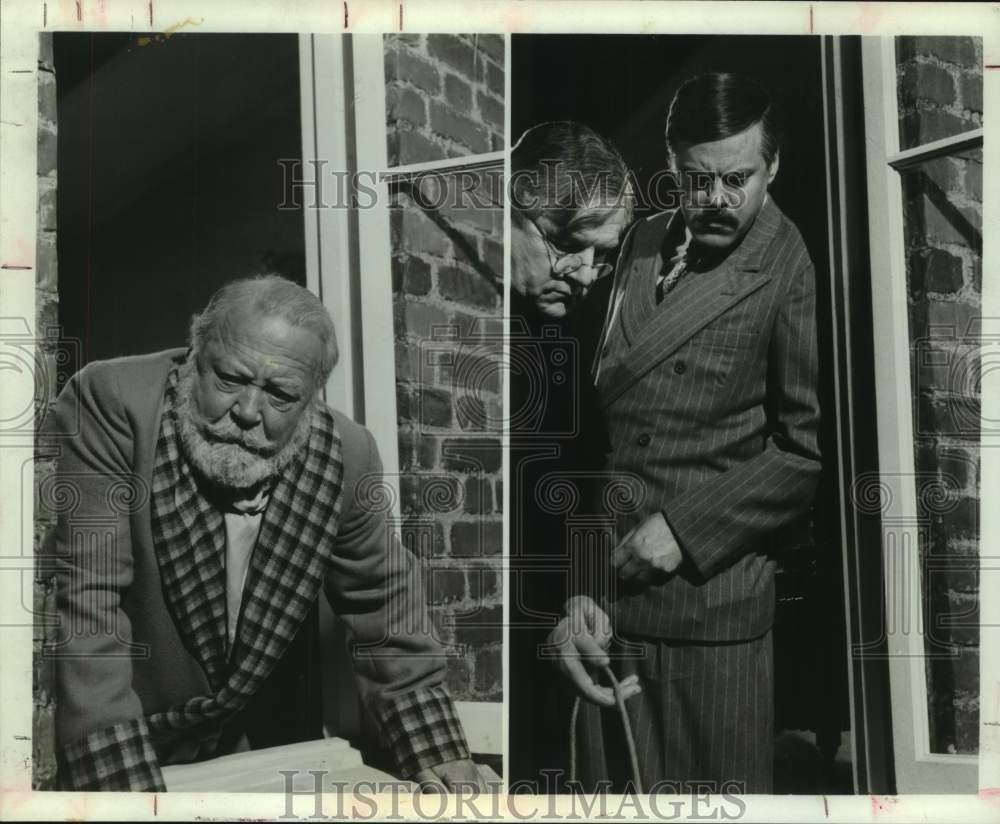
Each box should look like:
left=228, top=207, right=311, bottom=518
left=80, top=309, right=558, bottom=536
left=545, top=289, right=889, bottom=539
left=298, top=33, right=504, bottom=751
left=300, top=33, right=503, bottom=499
left=299, top=33, right=400, bottom=490
left=860, top=35, right=982, bottom=793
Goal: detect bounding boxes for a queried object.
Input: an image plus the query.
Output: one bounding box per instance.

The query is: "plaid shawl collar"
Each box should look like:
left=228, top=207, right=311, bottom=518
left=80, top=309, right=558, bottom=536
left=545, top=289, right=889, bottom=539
left=149, top=363, right=345, bottom=729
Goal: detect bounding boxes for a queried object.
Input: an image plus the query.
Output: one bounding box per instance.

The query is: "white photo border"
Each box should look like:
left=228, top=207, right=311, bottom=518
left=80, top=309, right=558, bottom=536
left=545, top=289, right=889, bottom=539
left=0, top=1, right=996, bottom=821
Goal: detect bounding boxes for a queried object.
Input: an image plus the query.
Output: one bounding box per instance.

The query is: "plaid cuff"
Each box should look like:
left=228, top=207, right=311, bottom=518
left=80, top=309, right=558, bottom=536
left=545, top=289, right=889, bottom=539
left=60, top=717, right=166, bottom=791
left=372, top=685, right=471, bottom=778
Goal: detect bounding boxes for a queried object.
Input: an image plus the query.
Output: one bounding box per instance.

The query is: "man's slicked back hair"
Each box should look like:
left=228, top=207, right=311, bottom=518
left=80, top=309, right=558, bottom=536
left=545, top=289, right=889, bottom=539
left=666, top=72, right=782, bottom=166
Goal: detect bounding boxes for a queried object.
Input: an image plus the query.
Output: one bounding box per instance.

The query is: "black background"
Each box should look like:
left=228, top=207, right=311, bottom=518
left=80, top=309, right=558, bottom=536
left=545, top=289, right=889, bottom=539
left=54, top=33, right=306, bottom=369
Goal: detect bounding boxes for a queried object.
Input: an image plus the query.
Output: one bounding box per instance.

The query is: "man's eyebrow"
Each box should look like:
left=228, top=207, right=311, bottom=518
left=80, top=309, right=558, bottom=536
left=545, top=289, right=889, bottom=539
left=565, top=216, right=602, bottom=235
left=265, top=376, right=304, bottom=394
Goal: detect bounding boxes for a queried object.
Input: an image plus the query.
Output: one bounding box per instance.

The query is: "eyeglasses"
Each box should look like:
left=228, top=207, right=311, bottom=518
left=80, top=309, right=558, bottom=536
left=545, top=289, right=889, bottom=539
left=531, top=218, right=614, bottom=280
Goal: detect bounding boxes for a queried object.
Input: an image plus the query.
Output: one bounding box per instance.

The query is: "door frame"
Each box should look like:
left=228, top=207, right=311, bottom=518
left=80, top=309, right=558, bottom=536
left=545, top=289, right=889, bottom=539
left=859, top=34, right=982, bottom=793
left=820, top=34, right=898, bottom=794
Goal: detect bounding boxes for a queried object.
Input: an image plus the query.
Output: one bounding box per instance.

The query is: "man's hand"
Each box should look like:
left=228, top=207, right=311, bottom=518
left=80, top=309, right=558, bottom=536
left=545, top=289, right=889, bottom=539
left=612, top=512, right=683, bottom=584
left=546, top=595, right=640, bottom=707
left=413, top=758, right=487, bottom=793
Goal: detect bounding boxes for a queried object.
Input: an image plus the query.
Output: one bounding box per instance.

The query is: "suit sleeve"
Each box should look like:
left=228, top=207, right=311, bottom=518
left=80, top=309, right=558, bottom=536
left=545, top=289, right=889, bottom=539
left=323, top=430, right=470, bottom=778
left=40, top=362, right=165, bottom=791
left=664, top=259, right=822, bottom=580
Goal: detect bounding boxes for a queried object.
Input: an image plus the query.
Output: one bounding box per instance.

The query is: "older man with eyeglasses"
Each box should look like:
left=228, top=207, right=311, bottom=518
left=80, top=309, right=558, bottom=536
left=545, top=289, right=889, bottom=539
left=508, top=121, right=634, bottom=784
left=510, top=122, right=633, bottom=319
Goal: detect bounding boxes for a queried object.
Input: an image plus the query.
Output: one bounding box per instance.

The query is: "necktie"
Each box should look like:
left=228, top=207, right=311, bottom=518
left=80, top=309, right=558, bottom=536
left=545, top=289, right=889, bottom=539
left=656, top=237, right=694, bottom=304
left=656, top=257, right=688, bottom=303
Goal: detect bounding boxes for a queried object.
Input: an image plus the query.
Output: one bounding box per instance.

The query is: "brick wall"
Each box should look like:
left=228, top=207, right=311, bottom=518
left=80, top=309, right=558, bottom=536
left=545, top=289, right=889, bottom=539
left=33, top=32, right=59, bottom=790
left=385, top=34, right=504, bottom=702
left=386, top=34, right=504, bottom=162
left=897, top=36, right=983, bottom=147
left=897, top=36, right=982, bottom=754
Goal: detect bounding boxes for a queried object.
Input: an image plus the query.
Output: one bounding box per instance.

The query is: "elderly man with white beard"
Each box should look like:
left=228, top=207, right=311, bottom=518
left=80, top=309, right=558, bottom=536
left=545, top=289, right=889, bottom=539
left=41, top=275, right=479, bottom=792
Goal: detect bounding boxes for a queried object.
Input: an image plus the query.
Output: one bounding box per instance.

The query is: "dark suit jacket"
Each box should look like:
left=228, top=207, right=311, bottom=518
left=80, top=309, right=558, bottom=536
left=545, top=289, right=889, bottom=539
left=41, top=348, right=466, bottom=789
left=593, top=197, right=822, bottom=642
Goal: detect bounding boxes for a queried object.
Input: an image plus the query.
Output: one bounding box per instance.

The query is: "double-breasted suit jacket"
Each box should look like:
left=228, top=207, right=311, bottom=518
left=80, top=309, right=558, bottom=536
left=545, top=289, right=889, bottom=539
left=41, top=348, right=467, bottom=791
left=592, top=196, right=822, bottom=642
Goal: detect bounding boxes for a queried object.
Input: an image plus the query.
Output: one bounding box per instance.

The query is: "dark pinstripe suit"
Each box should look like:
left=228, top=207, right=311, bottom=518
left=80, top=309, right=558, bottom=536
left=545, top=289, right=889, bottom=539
left=578, top=196, right=821, bottom=791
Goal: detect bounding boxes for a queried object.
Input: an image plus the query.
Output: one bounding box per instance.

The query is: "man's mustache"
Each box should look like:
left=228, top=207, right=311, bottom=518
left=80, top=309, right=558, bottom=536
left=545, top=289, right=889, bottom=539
left=200, top=418, right=276, bottom=454
left=690, top=211, right=737, bottom=229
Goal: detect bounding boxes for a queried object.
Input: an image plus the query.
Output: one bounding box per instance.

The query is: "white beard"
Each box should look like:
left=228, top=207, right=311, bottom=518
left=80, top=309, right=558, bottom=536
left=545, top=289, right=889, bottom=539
left=174, top=357, right=315, bottom=492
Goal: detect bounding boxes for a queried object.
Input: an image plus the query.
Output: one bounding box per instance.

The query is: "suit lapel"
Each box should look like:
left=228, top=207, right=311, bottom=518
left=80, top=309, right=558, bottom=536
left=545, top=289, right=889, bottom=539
left=618, top=242, right=659, bottom=349
left=594, top=211, right=674, bottom=392
left=618, top=210, right=683, bottom=350
left=598, top=197, right=782, bottom=409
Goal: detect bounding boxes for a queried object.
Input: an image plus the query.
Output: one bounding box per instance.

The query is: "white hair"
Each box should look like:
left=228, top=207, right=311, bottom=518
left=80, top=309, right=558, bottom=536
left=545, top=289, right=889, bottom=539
left=188, top=274, right=338, bottom=389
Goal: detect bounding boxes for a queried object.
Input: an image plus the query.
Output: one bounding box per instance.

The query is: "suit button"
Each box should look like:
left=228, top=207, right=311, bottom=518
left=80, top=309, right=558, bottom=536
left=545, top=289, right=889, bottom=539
left=673, top=360, right=687, bottom=374
left=637, top=433, right=651, bottom=447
